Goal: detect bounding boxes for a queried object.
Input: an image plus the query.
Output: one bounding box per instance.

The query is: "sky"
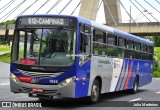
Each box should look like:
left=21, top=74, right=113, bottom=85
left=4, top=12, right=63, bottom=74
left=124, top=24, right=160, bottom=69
left=0, top=0, right=160, bottom=24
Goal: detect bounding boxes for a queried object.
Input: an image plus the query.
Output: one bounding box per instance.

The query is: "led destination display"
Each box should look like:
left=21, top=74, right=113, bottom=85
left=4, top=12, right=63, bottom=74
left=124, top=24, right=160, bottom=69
left=18, top=17, right=71, bottom=26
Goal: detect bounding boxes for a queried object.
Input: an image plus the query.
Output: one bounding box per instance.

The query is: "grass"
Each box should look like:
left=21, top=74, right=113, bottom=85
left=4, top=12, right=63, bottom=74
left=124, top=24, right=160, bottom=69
left=0, top=53, right=11, bottom=63
left=0, top=45, right=11, bottom=63
left=0, top=45, right=11, bottom=53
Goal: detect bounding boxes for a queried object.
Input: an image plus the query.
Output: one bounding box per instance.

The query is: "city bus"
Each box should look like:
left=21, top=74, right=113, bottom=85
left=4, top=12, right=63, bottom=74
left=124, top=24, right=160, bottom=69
left=10, top=15, right=153, bottom=102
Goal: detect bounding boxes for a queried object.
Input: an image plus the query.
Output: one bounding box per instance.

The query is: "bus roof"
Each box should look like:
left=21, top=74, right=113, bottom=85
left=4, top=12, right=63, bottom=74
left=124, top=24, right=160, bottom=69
left=76, top=16, right=153, bottom=46
left=17, top=14, right=153, bottom=46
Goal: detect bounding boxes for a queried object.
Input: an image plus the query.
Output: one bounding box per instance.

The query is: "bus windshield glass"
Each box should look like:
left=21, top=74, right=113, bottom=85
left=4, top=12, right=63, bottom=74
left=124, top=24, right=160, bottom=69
left=12, top=28, right=76, bottom=67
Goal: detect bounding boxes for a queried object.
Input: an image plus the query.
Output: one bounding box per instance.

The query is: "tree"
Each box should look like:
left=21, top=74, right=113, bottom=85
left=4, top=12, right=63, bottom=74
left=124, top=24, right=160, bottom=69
left=151, top=36, right=160, bottom=47
left=0, top=20, right=16, bottom=25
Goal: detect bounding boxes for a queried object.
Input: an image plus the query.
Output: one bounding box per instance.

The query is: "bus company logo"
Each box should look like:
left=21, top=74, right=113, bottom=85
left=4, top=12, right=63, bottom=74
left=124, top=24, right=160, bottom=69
left=31, top=67, right=45, bottom=70
left=114, top=63, right=121, bottom=68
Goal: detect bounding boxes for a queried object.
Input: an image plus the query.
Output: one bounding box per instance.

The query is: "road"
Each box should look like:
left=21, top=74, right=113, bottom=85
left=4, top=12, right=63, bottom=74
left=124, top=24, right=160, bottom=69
left=0, top=62, right=160, bottom=110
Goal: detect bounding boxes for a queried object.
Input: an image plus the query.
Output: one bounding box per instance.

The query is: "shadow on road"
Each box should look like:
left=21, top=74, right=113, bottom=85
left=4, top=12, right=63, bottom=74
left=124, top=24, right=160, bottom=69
left=24, top=89, right=147, bottom=108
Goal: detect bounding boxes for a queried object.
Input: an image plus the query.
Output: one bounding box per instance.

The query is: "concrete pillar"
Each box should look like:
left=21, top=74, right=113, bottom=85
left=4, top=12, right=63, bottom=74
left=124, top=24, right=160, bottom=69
left=103, top=0, right=122, bottom=25
left=79, top=0, right=100, bottom=21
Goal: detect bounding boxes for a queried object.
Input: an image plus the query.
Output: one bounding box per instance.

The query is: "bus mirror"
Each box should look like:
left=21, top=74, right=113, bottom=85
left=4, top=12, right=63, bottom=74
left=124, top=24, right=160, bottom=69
left=4, top=29, right=9, bottom=41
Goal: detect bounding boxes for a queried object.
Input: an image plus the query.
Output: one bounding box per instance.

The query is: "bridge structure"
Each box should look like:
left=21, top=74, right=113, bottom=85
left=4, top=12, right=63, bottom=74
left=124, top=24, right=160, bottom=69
left=0, top=0, right=160, bottom=38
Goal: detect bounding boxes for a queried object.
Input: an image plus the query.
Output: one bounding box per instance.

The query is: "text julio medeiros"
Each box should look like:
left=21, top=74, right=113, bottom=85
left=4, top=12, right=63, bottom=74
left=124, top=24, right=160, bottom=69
left=133, top=102, right=159, bottom=107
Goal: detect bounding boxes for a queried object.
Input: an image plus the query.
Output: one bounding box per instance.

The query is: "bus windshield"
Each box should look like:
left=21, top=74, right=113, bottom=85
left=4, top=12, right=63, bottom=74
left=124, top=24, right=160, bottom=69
left=12, top=28, right=76, bottom=67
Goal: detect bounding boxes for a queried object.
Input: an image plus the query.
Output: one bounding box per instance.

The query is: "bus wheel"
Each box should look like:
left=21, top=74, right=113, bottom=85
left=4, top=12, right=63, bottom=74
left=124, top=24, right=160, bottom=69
left=131, top=76, right=139, bottom=94
left=90, top=79, right=100, bottom=103
left=39, top=97, right=52, bottom=101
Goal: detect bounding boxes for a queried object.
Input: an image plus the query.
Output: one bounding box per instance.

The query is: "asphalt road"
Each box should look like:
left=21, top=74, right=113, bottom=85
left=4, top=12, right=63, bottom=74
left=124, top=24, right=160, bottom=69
left=0, top=62, right=160, bottom=110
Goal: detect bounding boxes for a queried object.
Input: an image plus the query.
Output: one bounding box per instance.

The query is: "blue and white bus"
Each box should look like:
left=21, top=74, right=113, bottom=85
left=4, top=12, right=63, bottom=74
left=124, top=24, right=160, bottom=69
left=10, top=15, right=153, bottom=102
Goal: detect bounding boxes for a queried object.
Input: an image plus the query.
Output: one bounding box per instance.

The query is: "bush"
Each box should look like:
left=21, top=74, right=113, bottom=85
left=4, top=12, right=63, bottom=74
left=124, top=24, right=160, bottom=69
left=153, top=71, right=160, bottom=77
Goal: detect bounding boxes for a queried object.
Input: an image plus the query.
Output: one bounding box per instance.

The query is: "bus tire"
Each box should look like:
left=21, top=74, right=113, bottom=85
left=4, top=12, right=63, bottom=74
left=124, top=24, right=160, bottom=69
left=90, top=79, right=100, bottom=103
left=39, top=98, right=51, bottom=101
left=131, top=76, right=139, bottom=94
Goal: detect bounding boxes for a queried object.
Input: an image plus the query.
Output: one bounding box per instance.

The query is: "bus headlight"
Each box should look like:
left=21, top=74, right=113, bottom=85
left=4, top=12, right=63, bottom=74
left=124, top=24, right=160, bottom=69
left=58, top=76, right=75, bottom=88
left=11, top=74, right=19, bottom=82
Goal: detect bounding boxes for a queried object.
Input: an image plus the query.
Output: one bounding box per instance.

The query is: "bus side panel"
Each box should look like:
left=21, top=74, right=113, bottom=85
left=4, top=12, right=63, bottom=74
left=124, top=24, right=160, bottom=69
left=110, top=58, right=124, bottom=92
left=138, top=61, right=153, bottom=87
left=127, top=59, right=139, bottom=89
left=88, top=56, right=113, bottom=95
left=74, top=60, right=91, bottom=98
left=120, top=59, right=153, bottom=90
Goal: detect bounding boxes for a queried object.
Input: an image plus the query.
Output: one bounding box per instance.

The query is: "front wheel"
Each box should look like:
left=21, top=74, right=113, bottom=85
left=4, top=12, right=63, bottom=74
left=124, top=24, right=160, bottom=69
left=90, top=79, right=100, bottom=103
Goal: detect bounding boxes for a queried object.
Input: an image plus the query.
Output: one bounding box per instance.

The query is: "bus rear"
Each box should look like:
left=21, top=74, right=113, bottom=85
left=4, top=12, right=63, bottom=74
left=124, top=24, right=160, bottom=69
left=10, top=15, right=82, bottom=100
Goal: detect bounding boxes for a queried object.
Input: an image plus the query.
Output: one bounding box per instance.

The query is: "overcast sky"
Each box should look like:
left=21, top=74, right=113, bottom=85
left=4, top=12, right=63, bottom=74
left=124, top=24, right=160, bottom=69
left=0, top=0, right=160, bottom=24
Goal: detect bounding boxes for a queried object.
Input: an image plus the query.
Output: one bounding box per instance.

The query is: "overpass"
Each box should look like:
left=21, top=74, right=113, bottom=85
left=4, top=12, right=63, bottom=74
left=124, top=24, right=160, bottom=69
left=0, top=25, right=14, bottom=38
left=0, top=0, right=160, bottom=38
left=1, top=22, right=160, bottom=38
left=109, top=22, right=160, bottom=36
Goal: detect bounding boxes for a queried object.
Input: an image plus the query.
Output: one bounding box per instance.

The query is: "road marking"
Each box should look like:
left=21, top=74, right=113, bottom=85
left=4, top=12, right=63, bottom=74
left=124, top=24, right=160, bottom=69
left=0, top=82, right=10, bottom=86
left=130, top=98, right=142, bottom=102
left=156, top=91, right=160, bottom=94
left=154, top=78, right=160, bottom=80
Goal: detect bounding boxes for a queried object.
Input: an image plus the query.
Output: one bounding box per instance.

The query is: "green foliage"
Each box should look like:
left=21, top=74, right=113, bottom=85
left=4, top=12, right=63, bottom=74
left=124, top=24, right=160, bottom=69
left=154, top=47, right=160, bottom=59
left=0, top=53, right=10, bottom=63
left=0, top=20, right=16, bottom=25
left=0, top=45, right=11, bottom=53
left=153, top=71, right=160, bottom=77
left=151, top=36, right=160, bottom=47
left=153, top=47, right=160, bottom=77
left=153, top=58, right=159, bottom=71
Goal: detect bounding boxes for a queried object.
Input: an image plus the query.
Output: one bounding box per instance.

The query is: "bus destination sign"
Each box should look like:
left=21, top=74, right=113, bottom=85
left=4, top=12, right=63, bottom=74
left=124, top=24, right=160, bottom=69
left=19, top=17, right=70, bottom=26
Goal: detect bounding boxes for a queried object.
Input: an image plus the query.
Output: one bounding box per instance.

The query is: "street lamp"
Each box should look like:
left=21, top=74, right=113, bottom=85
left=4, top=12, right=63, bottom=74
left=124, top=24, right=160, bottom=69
left=136, top=12, right=152, bottom=22
left=134, top=10, right=152, bottom=22
left=134, top=10, right=147, bottom=21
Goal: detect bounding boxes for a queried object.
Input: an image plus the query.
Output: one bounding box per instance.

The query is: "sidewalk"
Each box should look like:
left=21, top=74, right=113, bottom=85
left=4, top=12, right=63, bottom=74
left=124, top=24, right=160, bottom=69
left=0, top=52, right=9, bottom=55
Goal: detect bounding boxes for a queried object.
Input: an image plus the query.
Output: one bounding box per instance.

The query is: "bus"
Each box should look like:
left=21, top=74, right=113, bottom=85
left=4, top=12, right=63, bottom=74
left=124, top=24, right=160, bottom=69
left=10, top=15, right=154, bottom=102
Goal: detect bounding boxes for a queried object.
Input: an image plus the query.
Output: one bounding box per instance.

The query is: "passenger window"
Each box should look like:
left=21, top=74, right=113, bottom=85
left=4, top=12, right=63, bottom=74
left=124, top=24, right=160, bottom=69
left=135, top=52, right=141, bottom=59
left=141, top=53, right=148, bottom=60
left=93, top=43, right=106, bottom=56
left=141, top=44, right=147, bottom=52
left=93, top=30, right=106, bottom=43
left=107, top=34, right=117, bottom=46
left=106, top=45, right=124, bottom=58
left=135, top=42, right=140, bottom=51
left=126, top=50, right=134, bottom=59
left=118, top=37, right=125, bottom=48
left=148, top=54, right=153, bottom=61
left=148, top=46, right=153, bottom=53
left=127, top=40, right=134, bottom=50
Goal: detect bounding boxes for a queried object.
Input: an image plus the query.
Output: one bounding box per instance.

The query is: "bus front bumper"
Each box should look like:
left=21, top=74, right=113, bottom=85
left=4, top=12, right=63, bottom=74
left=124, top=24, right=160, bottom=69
left=10, top=78, right=76, bottom=98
